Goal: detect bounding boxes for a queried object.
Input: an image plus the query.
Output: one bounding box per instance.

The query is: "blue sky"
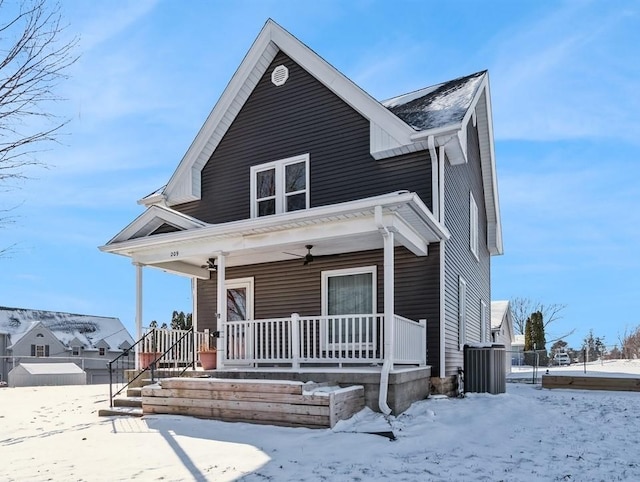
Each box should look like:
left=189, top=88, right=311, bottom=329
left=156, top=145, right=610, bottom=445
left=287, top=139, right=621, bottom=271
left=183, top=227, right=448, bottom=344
left=1, top=0, right=638, bottom=350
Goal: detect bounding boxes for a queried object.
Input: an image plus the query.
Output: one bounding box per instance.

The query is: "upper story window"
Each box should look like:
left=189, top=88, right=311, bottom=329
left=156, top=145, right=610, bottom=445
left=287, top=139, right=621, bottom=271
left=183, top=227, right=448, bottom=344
left=470, top=192, right=479, bottom=259
left=99, top=347, right=106, bottom=356
left=31, top=344, right=49, bottom=357
left=72, top=346, right=80, bottom=356
left=250, top=154, right=309, bottom=218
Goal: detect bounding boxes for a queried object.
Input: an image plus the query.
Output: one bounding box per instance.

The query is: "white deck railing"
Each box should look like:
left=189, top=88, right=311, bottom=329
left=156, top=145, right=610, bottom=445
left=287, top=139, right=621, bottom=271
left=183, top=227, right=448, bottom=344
left=224, top=313, right=425, bottom=367
left=393, top=315, right=427, bottom=365
left=144, top=314, right=426, bottom=368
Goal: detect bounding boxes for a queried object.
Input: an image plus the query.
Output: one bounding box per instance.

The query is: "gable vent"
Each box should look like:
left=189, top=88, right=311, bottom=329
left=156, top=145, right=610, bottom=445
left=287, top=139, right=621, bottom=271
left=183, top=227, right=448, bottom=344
left=271, top=65, right=289, bottom=86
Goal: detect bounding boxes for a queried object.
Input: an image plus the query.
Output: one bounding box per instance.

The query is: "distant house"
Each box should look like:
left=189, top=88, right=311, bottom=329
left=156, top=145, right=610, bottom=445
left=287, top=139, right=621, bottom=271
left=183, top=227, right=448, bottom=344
left=100, top=19, right=503, bottom=407
left=0, top=307, right=134, bottom=384
left=491, top=301, right=515, bottom=372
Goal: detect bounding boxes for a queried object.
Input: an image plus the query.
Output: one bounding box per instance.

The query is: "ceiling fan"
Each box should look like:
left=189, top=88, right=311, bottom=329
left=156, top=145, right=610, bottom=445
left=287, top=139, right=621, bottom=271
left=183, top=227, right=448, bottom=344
left=284, top=245, right=315, bottom=265
left=200, top=258, right=217, bottom=271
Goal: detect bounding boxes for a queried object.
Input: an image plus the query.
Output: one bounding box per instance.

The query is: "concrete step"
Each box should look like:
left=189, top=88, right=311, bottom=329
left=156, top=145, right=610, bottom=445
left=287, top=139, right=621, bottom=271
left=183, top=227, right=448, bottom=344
left=98, top=406, right=143, bottom=417
left=113, top=396, right=142, bottom=408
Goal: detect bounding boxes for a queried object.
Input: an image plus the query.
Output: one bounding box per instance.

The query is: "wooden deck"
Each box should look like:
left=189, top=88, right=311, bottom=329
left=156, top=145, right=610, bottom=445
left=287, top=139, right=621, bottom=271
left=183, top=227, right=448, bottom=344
left=142, top=377, right=365, bottom=428
left=542, top=375, right=640, bottom=392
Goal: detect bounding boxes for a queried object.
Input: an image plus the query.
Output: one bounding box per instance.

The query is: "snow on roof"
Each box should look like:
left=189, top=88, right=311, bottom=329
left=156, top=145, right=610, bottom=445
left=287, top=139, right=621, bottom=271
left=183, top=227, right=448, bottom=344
left=383, top=71, right=486, bottom=131
left=491, top=300, right=510, bottom=330
left=0, top=307, right=134, bottom=350
left=18, top=363, right=85, bottom=375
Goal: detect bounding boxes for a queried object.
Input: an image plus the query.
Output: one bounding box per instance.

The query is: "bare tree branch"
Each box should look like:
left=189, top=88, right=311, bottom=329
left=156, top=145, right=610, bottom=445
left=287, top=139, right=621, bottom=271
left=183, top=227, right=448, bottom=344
left=0, top=0, right=77, bottom=253
left=0, top=0, right=78, bottom=181
left=510, top=297, right=569, bottom=335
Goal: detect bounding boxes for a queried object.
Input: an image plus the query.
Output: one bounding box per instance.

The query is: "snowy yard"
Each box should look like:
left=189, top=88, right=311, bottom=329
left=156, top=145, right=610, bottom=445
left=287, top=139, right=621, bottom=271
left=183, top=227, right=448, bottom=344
left=1, top=360, right=640, bottom=481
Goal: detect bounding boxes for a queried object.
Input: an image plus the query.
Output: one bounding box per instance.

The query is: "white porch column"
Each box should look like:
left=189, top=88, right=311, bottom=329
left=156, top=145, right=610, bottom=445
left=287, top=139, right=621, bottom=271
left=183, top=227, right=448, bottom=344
left=191, top=277, right=198, bottom=367
left=216, top=252, right=227, bottom=369
left=134, top=262, right=143, bottom=370
left=383, top=230, right=395, bottom=364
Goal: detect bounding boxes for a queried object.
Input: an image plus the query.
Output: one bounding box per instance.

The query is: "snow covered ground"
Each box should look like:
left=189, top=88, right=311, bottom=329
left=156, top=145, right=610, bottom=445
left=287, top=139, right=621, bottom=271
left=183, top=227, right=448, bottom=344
left=1, top=360, right=640, bottom=481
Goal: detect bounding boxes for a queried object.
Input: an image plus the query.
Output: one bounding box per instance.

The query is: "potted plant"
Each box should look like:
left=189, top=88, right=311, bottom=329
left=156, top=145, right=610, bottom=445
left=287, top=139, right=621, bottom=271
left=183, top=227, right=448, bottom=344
left=139, top=350, right=161, bottom=369
left=139, top=330, right=161, bottom=369
left=198, top=344, right=218, bottom=370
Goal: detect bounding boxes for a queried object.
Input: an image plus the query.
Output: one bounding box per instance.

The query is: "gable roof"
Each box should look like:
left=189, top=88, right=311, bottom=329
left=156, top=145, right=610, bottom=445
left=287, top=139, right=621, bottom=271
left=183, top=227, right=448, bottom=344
left=107, top=204, right=207, bottom=245
left=133, top=19, right=501, bottom=255
left=0, top=307, right=134, bottom=350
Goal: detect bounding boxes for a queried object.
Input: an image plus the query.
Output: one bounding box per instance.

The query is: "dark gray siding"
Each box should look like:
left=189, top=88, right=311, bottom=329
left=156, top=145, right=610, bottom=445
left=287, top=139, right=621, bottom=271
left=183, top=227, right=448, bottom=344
left=149, top=223, right=181, bottom=236
left=196, top=246, right=440, bottom=368
left=443, top=120, right=491, bottom=376
left=173, top=51, right=432, bottom=222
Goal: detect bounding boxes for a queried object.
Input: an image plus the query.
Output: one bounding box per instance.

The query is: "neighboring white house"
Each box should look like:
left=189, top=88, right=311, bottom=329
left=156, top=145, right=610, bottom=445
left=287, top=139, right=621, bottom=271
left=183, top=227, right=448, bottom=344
left=8, top=362, right=87, bottom=387
left=491, top=300, right=515, bottom=373
left=0, top=307, right=134, bottom=384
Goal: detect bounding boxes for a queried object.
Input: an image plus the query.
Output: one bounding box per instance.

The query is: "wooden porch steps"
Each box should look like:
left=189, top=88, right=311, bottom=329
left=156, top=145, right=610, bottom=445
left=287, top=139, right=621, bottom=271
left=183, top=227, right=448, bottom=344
left=142, top=377, right=365, bottom=428
left=98, top=386, right=145, bottom=417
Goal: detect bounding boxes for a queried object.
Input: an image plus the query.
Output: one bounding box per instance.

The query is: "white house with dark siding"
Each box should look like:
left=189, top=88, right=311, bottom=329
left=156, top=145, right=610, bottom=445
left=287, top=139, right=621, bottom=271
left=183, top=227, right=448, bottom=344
left=101, top=19, right=503, bottom=410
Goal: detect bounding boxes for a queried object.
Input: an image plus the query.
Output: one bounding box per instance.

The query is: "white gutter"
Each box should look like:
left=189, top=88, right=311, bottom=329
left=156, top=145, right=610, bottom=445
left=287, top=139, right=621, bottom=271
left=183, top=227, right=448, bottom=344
left=409, top=124, right=460, bottom=141
left=375, top=205, right=394, bottom=416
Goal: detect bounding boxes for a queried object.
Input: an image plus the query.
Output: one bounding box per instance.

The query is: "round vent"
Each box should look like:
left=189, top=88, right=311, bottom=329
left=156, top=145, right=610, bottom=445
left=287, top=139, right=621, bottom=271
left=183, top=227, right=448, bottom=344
left=271, top=65, right=289, bottom=86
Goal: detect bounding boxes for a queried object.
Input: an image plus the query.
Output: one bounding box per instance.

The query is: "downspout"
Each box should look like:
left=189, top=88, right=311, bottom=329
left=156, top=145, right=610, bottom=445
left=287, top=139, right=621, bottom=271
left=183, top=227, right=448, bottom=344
left=375, top=205, right=394, bottom=416
left=438, top=145, right=446, bottom=380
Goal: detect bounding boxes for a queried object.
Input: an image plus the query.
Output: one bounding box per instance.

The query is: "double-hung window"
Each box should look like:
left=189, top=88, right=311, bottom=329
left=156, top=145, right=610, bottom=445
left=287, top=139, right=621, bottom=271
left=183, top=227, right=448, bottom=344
left=251, top=154, right=309, bottom=217
left=322, top=266, right=377, bottom=346
left=470, top=192, right=479, bottom=259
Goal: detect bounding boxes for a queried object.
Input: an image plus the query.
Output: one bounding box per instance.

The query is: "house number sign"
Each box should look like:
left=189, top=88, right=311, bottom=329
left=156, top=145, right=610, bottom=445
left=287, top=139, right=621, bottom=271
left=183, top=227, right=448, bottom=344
left=170, top=251, right=179, bottom=257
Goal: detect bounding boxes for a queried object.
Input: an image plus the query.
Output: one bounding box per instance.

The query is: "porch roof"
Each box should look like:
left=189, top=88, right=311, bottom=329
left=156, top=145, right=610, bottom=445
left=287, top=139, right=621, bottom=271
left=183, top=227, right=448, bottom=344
left=100, top=191, right=449, bottom=278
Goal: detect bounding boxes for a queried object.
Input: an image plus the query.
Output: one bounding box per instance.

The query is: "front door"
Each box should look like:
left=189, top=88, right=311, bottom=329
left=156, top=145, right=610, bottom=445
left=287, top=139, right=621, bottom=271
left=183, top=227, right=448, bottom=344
left=225, top=278, right=254, bottom=364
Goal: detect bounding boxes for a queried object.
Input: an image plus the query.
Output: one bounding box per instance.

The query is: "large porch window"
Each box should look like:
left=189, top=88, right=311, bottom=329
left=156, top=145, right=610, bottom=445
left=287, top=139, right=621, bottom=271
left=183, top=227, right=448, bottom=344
left=322, top=266, right=376, bottom=344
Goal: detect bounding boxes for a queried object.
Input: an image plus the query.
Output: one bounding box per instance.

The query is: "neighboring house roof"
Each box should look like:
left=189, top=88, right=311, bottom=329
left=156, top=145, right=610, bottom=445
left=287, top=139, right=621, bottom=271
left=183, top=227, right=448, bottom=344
left=0, top=307, right=134, bottom=351
left=491, top=300, right=515, bottom=343
left=513, top=334, right=525, bottom=348
left=16, top=363, right=85, bottom=375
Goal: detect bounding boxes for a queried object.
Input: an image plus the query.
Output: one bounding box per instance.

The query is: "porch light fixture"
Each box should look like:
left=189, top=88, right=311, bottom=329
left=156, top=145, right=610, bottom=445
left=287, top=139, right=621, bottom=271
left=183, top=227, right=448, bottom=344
left=201, top=258, right=217, bottom=272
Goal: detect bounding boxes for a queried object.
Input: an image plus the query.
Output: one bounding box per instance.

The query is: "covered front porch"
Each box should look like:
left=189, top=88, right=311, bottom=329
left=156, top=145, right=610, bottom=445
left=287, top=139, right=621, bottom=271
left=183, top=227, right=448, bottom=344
left=102, top=191, right=449, bottom=413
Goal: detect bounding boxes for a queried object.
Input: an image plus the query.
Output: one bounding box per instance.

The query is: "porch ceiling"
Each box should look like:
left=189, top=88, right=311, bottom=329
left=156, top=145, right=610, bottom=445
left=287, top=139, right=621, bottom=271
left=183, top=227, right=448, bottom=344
left=101, top=191, right=449, bottom=278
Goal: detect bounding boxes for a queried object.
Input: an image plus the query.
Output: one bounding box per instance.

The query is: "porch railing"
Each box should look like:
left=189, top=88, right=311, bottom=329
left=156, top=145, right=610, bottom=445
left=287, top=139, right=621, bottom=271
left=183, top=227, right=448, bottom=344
left=224, top=313, right=426, bottom=367
left=139, top=314, right=427, bottom=371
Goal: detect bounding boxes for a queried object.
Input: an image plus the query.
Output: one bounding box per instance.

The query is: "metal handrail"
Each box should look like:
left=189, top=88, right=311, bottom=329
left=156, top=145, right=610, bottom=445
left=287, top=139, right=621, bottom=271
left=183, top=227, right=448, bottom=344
left=107, top=328, right=195, bottom=408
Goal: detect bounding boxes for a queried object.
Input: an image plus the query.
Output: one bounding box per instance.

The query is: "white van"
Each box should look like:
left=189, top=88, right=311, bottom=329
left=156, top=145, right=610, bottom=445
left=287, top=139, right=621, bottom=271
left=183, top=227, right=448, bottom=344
left=553, top=353, right=571, bottom=366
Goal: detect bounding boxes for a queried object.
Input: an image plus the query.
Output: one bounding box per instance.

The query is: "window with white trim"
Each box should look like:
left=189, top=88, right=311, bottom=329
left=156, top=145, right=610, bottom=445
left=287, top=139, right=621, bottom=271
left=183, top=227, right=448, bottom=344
left=480, top=300, right=487, bottom=343
left=99, top=347, right=106, bottom=356
left=72, top=346, right=80, bottom=356
left=458, top=276, right=467, bottom=349
left=322, top=266, right=376, bottom=345
left=470, top=192, right=478, bottom=259
left=31, top=344, right=49, bottom=357
left=250, top=154, right=309, bottom=217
